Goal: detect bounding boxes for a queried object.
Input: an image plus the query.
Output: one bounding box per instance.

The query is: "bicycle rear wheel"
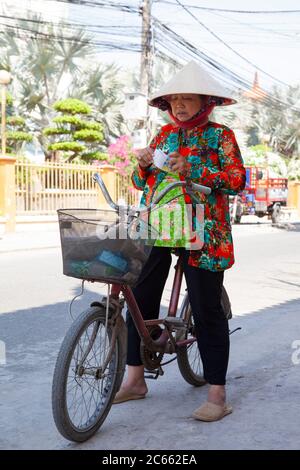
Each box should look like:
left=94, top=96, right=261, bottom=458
left=176, top=287, right=231, bottom=386
left=52, top=305, right=127, bottom=442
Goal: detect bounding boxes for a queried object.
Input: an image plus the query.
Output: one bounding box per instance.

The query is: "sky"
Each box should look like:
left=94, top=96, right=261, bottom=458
left=68, top=0, right=300, bottom=90
left=1, top=0, right=300, bottom=93
left=151, top=0, right=300, bottom=89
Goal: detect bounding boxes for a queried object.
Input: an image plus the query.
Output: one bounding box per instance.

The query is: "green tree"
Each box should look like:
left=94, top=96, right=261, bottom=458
left=0, top=13, right=125, bottom=157
left=213, top=94, right=253, bottom=150
left=6, top=115, right=33, bottom=154
left=44, top=98, right=105, bottom=163
left=215, top=86, right=300, bottom=160
left=215, top=86, right=300, bottom=182
left=0, top=91, right=32, bottom=154
left=243, top=145, right=288, bottom=176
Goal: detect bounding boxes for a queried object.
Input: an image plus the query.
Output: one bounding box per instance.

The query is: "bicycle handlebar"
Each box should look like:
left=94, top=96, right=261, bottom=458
left=152, top=180, right=211, bottom=205
left=93, top=171, right=211, bottom=212
left=93, top=173, right=119, bottom=211
left=190, top=181, right=212, bottom=196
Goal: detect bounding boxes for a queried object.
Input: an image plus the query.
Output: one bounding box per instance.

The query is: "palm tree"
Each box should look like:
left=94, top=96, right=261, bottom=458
left=70, top=64, right=126, bottom=147
left=282, top=85, right=300, bottom=156
left=215, top=85, right=300, bottom=165
left=246, top=85, right=300, bottom=158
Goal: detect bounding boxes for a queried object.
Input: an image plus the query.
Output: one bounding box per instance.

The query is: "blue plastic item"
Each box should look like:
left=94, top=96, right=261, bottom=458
left=95, top=250, right=128, bottom=273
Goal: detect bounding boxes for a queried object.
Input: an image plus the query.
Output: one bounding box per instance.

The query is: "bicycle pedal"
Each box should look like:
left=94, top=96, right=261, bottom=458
left=144, top=367, right=164, bottom=380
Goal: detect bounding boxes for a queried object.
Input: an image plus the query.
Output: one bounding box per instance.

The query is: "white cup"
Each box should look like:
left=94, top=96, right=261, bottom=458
left=153, top=148, right=172, bottom=172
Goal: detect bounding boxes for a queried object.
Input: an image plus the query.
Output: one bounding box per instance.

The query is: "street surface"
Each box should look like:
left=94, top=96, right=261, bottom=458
left=0, top=222, right=300, bottom=449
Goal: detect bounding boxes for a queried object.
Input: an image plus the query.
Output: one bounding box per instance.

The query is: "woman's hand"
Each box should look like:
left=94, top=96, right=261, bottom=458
left=136, top=147, right=154, bottom=169
left=169, top=151, right=187, bottom=174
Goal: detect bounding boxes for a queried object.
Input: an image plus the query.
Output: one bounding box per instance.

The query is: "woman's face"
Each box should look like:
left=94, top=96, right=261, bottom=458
left=167, top=94, right=203, bottom=121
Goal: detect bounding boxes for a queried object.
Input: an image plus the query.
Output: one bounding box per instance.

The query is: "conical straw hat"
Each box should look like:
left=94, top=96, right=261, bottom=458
left=149, top=60, right=237, bottom=110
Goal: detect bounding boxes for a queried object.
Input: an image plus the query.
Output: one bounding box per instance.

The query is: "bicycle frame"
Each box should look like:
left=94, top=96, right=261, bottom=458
left=90, top=171, right=212, bottom=358
left=98, top=250, right=194, bottom=357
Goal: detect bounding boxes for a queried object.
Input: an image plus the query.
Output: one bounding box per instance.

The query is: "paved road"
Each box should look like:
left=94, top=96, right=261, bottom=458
left=0, top=224, right=300, bottom=449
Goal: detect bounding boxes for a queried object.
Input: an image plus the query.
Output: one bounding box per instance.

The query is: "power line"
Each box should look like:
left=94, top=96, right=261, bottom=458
left=154, top=20, right=256, bottom=86
left=46, top=0, right=139, bottom=13
left=155, top=24, right=256, bottom=93
left=4, top=1, right=296, bottom=90
left=0, top=22, right=141, bottom=51
left=0, top=13, right=141, bottom=39
left=206, top=10, right=300, bottom=42
left=173, top=0, right=291, bottom=88
left=154, top=1, right=300, bottom=14
left=154, top=19, right=259, bottom=87
left=2, top=1, right=300, bottom=112
left=152, top=19, right=300, bottom=113
left=0, top=13, right=140, bottom=31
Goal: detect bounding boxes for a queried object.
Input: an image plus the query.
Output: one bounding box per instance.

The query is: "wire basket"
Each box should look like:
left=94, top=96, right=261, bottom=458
left=57, top=208, right=157, bottom=286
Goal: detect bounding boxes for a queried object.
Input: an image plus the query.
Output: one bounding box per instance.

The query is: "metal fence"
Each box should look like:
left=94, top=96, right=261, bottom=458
left=15, top=160, right=139, bottom=215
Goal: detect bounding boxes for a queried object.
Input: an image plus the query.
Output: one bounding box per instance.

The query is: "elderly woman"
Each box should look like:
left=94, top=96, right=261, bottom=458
left=114, top=61, right=246, bottom=422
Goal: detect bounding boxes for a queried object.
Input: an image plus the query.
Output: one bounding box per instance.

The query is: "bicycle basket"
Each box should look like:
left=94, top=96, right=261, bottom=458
left=57, top=208, right=157, bottom=286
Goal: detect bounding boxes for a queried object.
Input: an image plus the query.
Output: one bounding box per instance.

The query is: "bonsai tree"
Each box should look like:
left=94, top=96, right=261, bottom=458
left=44, top=98, right=106, bottom=162
left=1, top=92, right=32, bottom=154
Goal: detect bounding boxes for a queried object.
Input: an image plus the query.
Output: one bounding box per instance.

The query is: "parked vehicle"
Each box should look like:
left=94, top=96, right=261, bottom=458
left=230, top=166, right=288, bottom=224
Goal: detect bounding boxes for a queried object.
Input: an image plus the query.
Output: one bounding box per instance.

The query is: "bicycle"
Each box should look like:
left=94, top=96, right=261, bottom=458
left=52, top=172, right=232, bottom=442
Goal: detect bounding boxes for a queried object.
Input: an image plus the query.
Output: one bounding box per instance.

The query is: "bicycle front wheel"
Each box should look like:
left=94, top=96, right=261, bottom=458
left=52, top=306, right=127, bottom=442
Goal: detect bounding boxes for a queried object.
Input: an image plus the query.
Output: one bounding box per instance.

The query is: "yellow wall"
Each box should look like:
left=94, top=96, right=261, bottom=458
left=287, top=181, right=300, bottom=216
left=0, top=155, right=16, bottom=232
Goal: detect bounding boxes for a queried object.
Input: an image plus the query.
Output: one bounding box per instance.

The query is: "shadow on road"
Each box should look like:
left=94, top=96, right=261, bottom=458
left=0, top=294, right=300, bottom=450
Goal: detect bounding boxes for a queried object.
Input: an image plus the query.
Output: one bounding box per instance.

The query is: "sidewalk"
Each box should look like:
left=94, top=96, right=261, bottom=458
left=0, top=223, right=60, bottom=253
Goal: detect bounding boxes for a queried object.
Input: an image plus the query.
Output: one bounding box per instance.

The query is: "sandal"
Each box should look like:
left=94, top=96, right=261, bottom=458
left=113, top=389, right=146, bottom=404
left=192, top=401, right=233, bottom=422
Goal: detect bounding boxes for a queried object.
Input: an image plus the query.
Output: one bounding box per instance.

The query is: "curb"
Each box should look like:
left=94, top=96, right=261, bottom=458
left=272, top=222, right=300, bottom=231
left=0, top=244, right=60, bottom=254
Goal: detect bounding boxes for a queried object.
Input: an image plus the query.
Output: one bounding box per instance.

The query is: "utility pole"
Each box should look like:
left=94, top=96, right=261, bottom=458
left=140, top=0, right=152, bottom=97
left=139, top=0, right=153, bottom=144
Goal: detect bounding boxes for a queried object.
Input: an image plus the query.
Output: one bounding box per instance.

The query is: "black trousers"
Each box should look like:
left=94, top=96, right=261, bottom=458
left=126, top=247, right=229, bottom=385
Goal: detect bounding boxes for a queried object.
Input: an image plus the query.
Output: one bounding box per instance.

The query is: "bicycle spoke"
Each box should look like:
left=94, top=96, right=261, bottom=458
left=64, top=317, right=117, bottom=429
left=70, top=376, right=97, bottom=427
left=188, top=343, right=202, bottom=374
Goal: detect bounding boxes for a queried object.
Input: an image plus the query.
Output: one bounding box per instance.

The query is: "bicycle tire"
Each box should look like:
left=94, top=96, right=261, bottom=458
left=221, top=286, right=232, bottom=320
left=176, top=301, right=206, bottom=387
left=52, top=305, right=127, bottom=442
left=176, top=287, right=231, bottom=386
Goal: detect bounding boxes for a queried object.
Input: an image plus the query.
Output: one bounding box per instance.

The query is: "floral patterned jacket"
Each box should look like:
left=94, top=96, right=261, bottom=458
left=131, top=121, right=246, bottom=271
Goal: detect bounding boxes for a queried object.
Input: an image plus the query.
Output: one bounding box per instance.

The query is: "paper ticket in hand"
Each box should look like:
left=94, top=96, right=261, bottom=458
left=153, top=149, right=173, bottom=173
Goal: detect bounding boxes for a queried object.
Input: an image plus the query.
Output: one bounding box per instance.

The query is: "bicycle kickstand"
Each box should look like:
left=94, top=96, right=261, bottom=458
left=229, top=327, right=242, bottom=335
